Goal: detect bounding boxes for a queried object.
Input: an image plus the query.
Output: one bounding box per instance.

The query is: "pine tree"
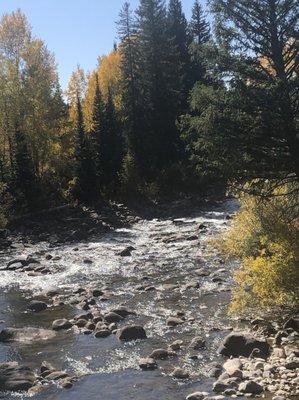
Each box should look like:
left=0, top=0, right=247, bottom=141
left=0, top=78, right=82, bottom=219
left=101, top=88, right=123, bottom=188
left=189, top=0, right=211, bottom=86
left=13, top=124, right=39, bottom=209
left=189, top=0, right=210, bottom=45
left=90, top=75, right=105, bottom=176
left=117, top=2, right=143, bottom=166
left=73, top=96, right=98, bottom=203
left=167, top=0, right=192, bottom=112
left=136, top=0, right=179, bottom=173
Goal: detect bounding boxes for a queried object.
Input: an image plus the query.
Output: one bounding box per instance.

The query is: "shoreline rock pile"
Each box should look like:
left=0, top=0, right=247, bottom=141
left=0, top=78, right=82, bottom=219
left=186, top=318, right=299, bottom=400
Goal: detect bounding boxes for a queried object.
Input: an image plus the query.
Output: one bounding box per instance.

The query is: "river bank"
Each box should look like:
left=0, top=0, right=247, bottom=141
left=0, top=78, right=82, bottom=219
left=0, top=196, right=298, bottom=400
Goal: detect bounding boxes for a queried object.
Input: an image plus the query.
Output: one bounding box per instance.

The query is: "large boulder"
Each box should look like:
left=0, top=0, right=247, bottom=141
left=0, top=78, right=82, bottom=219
left=0, top=362, right=36, bottom=391
left=218, top=332, right=270, bottom=358
left=117, top=325, right=147, bottom=341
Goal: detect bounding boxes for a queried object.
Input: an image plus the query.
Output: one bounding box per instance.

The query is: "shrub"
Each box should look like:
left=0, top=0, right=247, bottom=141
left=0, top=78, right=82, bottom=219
left=217, top=181, right=299, bottom=314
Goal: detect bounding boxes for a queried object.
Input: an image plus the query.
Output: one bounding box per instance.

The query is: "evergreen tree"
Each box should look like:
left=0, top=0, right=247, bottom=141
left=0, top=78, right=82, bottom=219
left=182, top=0, right=299, bottom=183
left=90, top=75, right=106, bottom=177
left=101, top=88, right=123, bottom=188
left=117, top=2, right=143, bottom=166
left=136, top=0, right=179, bottom=174
left=189, top=0, right=211, bottom=86
left=13, top=123, right=39, bottom=209
left=212, top=0, right=299, bottom=179
left=167, top=0, right=192, bottom=111
left=73, top=96, right=98, bottom=203
left=189, top=0, right=210, bottom=45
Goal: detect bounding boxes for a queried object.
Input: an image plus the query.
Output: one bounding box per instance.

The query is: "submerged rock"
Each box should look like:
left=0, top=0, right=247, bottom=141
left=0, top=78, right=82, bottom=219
left=117, top=325, right=147, bottom=341
left=110, top=306, right=136, bottom=318
left=28, top=300, right=47, bottom=312
left=218, top=332, right=270, bottom=358
left=0, top=362, right=36, bottom=391
left=0, top=327, right=56, bottom=343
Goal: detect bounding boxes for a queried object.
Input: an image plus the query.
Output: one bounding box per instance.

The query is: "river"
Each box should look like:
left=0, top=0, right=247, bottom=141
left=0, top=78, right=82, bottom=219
left=0, top=197, right=241, bottom=400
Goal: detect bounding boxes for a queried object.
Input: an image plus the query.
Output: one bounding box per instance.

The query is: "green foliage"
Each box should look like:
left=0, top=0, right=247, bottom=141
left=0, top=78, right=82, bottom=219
left=189, top=0, right=210, bottom=45
left=119, top=152, right=141, bottom=197
left=72, top=97, right=98, bottom=204
left=217, top=182, right=299, bottom=313
left=13, top=125, right=40, bottom=210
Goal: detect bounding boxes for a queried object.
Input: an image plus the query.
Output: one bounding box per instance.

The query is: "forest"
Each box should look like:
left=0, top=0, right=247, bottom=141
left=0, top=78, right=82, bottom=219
left=0, top=1, right=298, bottom=398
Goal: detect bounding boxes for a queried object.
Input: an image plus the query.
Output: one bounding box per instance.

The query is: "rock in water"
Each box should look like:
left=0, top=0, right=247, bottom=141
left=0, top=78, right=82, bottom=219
left=0, top=327, right=56, bottom=343
left=28, top=300, right=47, bottom=312
left=52, top=319, right=72, bottom=331
left=0, top=362, right=35, bottom=391
left=218, top=332, right=270, bottom=358
left=239, top=380, right=263, bottom=394
left=138, top=358, right=157, bottom=371
left=283, top=316, right=299, bottom=332
left=149, top=349, right=171, bottom=360
left=166, top=317, right=184, bottom=327
left=172, top=367, right=190, bottom=379
left=117, top=325, right=147, bottom=341
left=117, top=246, right=135, bottom=256
left=110, top=306, right=136, bottom=318
left=103, top=312, right=124, bottom=323
left=189, top=336, right=206, bottom=349
left=186, top=392, right=208, bottom=400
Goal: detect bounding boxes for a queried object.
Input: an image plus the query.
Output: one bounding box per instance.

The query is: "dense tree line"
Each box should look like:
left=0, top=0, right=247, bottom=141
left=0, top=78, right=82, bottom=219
left=0, top=0, right=298, bottom=222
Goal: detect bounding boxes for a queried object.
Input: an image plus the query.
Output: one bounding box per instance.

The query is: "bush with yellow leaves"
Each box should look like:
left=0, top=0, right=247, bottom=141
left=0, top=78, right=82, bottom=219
left=218, top=181, right=299, bottom=314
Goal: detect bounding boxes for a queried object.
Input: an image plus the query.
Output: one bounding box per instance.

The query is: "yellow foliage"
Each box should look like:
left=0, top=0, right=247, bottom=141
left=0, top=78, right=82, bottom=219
left=83, top=70, right=98, bottom=131
left=98, top=50, right=122, bottom=108
left=84, top=50, right=122, bottom=131
left=217, top=182, right=299, bottom=314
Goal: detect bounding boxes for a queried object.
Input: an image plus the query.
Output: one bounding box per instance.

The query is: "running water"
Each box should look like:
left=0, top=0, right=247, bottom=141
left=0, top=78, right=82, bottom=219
left=0, top=198, right=241, bottom=400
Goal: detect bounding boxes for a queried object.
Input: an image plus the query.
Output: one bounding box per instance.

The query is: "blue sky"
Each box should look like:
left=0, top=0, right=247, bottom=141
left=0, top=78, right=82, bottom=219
left=0, top=0, right=208, bottom=90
